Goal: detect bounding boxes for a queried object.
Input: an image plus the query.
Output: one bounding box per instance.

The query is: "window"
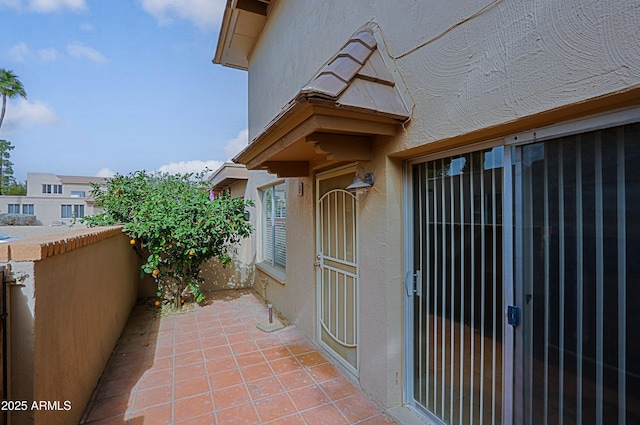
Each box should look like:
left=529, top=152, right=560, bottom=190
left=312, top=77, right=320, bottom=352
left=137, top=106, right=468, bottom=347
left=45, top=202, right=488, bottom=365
left=61, top=204, right=84, bottom=218
left=43, top=184, right=62, bottom=194
left=22, top=204, right=34, bottom=215
left=70, top=191, right=85, bottom=198
left=8, top=204, right=19, bottom=213
left=262, top=182, right=286, bottom=269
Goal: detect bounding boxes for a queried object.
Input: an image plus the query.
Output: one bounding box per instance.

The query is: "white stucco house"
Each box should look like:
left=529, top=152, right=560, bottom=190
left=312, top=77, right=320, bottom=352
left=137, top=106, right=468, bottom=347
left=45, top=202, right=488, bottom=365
left=0, top=173, right=104, bottom=226
left=213, top=1, right=640, bottom=424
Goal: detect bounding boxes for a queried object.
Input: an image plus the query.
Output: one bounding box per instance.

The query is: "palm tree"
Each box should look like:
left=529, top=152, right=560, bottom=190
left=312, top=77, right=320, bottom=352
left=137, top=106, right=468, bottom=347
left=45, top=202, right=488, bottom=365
left=0, top=69, right=27, bottom=132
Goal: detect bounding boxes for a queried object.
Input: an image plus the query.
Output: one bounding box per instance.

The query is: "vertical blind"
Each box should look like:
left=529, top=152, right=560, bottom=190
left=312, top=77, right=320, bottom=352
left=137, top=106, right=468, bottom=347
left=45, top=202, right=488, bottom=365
left=521, top=123, right=640, bottom=425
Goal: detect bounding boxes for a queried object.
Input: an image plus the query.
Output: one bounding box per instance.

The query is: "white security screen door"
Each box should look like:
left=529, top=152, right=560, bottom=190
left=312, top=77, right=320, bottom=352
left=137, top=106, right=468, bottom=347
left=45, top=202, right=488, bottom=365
left=316, top=169, right=359, bottom=373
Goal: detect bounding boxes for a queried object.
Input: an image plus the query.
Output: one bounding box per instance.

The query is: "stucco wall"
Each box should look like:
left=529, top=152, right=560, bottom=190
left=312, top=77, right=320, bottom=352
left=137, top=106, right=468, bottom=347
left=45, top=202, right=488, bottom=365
left=249, top=0, right=640, bottom=146
left=199, top=181, right=257, bottom=293
left=1, top=226, right=140, bottom=425
left=255, top=175, right=316, bottom=338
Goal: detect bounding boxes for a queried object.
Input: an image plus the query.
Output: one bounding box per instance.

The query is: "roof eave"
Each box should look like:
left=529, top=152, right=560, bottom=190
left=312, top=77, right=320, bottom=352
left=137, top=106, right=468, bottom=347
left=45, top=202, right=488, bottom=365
left=212, top=0, right=270, bottom=70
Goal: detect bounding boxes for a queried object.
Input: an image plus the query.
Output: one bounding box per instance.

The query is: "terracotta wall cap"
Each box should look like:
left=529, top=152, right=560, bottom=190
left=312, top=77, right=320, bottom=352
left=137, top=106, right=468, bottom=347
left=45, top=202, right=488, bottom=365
left=1, top=226, right=125, bottom=262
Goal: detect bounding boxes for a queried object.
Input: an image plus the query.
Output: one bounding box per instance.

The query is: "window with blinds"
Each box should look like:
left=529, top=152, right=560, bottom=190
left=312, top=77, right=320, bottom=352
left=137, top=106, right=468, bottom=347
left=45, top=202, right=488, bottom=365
left=262, top=183, right=286, bottom=269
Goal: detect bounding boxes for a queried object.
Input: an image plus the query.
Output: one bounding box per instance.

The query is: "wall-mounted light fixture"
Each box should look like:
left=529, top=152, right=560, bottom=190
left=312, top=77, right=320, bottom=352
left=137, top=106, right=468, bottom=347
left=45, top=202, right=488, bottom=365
left=346, top=164, right=375, bottom=196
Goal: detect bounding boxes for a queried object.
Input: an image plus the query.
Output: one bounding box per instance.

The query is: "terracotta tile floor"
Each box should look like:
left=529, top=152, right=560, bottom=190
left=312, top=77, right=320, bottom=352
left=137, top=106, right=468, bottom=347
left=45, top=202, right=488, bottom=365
left=80, top=290, right=395, bottom=425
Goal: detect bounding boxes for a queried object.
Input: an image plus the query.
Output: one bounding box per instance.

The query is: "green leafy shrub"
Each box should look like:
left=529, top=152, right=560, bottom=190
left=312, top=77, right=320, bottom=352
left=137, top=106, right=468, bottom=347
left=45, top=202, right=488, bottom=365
left=83, top=170, right=253, bottom=308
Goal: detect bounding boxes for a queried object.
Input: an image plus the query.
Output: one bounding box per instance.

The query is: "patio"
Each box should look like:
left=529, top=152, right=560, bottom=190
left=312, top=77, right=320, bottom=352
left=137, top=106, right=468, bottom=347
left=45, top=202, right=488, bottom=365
left=80, top=289, right=395, bottom=425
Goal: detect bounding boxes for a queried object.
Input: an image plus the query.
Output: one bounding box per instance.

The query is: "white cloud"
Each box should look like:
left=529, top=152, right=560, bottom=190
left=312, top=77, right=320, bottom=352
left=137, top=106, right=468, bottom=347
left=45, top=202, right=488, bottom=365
left=0, top=0, right=22, bottom=9
left=37, top=47, right=58, bottom=61
left=157, top=159, right=224, bottom=175
left=0, top=0, right=86, bottom=12
left=7, top=43, right=59, bottom=62
left=224, top=129, right=248, bottom=160
left=80, top=22, right=94, bottom=31
left=2, top=99, right=60, bottom=133
left=95, top=168, right=115, bottom=178
left=140, top=0, right=224, bottom=30
left=67, top=41, right=107, bottom=65
left=29, top=0, right=85, bottom=12
left=8, top=42, right=30, bottom=62
left=2, top=98, right=59, bottom=132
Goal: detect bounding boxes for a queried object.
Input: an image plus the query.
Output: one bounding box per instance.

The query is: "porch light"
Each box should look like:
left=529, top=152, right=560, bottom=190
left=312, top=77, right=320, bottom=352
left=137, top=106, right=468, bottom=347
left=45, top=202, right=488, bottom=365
left=346, top=165, right=375, bottom=196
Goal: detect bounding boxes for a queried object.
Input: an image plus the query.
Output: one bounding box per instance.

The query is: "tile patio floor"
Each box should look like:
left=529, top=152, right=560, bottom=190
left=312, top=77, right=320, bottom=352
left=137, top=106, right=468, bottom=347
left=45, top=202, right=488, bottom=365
left=80, top=290, right=395, bottom=425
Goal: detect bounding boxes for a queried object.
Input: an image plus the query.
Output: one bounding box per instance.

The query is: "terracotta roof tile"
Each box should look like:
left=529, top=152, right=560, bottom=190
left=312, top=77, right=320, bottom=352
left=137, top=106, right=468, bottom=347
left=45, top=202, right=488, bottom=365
left=324, top=56, right=362, bottom=83
left=339, top=39, right=374, bottom=64
left=352, top=30, right=377, bottom=49
left=300, top=73, right=348, bottom=99
left=297, top=27, right=409, bottom=121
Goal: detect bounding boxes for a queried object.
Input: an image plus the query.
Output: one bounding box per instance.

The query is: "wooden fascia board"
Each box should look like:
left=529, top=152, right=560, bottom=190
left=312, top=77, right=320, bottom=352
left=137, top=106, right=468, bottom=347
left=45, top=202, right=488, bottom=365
left=234, top=101, right=314, bottom=167
left=213, top=1, right=268, bottom=69
left=235, top=100, right=403, bottom=169
left=244, top=114, right=319, bottom=169
left=263, top=161, right=309, bottom=177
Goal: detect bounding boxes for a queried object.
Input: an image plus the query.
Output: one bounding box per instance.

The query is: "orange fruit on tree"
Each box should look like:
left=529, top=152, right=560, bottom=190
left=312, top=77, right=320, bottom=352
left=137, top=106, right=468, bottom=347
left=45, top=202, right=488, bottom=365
left=189, top=250, right=195, bottom=256
left=154, top=300, right=161, bottom=307
left=152, top=269, right=159, bottom=276
left=181, top=298, right=185, bottom=304
left=129, top=239, right=136, bottom=245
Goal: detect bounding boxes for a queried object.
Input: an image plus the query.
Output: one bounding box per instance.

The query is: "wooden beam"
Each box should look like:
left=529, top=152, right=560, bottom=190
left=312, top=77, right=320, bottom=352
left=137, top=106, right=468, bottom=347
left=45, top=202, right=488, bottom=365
left=308, top=133, right=373, bottom=161
left=263, top=161, right=310, bottom=177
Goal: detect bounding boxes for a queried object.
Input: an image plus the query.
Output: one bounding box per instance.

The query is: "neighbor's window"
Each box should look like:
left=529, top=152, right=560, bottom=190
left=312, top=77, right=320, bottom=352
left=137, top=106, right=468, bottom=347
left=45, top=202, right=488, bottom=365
left=8, top=204, right=19, bottom=213
left=22, top=204, right=34, bottom=215
left=62, top=204, right=85, bottom=218
left=70, top=190, right=85, bottom=198
left=74, top=205, right=85, bottom=218
left=61, top=205, right=72, bottom=218
left=261, top=182, right=286, bottom=269
left=53, top=184, right=63, bottom=194
left=42, top=184, right=51, bottom=194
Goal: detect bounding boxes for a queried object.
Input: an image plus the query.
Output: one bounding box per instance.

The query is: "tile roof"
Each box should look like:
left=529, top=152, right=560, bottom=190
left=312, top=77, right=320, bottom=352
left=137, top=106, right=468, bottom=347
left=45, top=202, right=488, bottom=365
left=298, top=27, right=409, bottom=121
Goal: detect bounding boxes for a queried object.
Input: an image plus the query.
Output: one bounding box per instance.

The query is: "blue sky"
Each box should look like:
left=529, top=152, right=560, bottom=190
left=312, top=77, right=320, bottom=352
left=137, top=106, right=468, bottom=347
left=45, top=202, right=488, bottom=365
left=0, top=0, right=248, bottom=182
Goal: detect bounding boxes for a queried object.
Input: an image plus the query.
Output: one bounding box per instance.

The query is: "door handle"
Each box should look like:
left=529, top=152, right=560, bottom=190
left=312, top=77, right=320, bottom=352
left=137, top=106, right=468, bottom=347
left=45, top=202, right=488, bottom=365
left=405, top=270, right=422, bottom=297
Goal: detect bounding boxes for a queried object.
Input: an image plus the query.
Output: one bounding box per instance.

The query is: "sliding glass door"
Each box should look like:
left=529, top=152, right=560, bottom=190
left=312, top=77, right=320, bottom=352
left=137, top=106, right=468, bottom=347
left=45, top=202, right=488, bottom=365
left=520, top=122, right=640, bottom=425
left=409, top=146, right=505, bottom=424
left=407, top=117, right=639, bottom=425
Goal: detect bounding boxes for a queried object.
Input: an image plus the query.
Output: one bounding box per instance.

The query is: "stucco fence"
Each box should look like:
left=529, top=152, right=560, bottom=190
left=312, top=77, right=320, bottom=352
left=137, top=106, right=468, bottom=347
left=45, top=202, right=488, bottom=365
left=0, top=225, right=255, bottom=425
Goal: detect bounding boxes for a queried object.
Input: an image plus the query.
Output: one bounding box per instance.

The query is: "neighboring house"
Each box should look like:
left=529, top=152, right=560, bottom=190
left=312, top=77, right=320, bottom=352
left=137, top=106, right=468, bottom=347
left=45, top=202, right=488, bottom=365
left=200, top=163, right=257, bottom=291
left=0, top=173, right=104, bottom=225
left=214, top=1, right=639, bottom=424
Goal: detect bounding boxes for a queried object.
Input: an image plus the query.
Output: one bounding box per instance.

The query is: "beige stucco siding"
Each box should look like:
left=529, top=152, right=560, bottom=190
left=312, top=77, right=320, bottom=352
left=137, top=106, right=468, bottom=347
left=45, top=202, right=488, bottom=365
left=249, top=0, right=639, bottom=146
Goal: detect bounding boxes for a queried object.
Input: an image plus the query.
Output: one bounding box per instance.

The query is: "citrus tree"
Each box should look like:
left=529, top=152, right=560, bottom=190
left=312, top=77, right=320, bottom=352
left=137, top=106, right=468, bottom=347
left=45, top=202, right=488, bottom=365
left=84, top=170, right=253, bottom=309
